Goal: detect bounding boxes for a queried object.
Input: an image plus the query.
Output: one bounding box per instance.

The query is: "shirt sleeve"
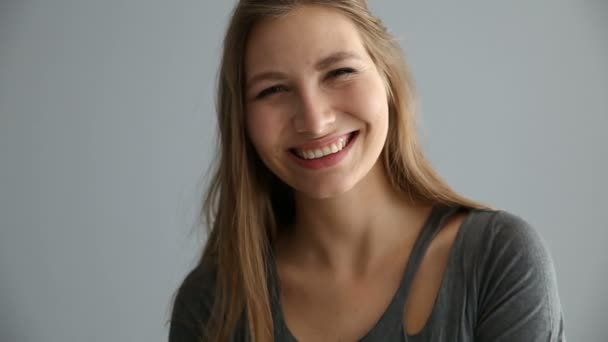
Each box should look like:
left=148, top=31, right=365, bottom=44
left=168, top=267, right=215, bottom=342
left=474, top=210, right=566, bottom=341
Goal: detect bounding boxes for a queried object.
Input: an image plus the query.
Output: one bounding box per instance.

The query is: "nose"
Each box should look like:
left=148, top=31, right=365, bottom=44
left=292, top=86, right=336, bottom=135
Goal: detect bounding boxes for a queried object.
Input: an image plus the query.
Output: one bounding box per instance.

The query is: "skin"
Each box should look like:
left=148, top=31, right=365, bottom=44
left=245, top=5, right=467, bottom=341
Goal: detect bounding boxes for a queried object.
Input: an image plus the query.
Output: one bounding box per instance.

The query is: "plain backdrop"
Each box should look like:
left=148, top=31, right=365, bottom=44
left=1, top=1, right=606, bottom=341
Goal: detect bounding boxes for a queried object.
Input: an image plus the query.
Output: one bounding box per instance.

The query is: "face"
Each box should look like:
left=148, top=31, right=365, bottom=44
left=244, top=5, right=389, bottom=199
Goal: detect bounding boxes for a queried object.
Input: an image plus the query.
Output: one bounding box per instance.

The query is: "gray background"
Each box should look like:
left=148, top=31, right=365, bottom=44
left=0, top=0, right=606, bottom=341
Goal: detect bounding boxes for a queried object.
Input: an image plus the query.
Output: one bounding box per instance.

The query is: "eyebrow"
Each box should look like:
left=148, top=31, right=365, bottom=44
left=314, top=51, right=361, bottom=70
left=245, top=51, right=362, bottom=90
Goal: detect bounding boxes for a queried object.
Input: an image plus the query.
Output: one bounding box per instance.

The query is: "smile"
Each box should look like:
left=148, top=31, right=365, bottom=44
left=291, top=131, right=357, bottom=160
left=294, top=137, right=347, bottom=160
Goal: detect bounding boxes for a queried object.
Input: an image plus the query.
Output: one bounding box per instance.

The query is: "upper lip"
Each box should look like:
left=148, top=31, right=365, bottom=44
left=289, top=131, right=356, bottom=150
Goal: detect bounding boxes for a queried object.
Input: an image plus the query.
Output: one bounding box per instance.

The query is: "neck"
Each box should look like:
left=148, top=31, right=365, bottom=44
left=279, top=161, right=432, bottom=280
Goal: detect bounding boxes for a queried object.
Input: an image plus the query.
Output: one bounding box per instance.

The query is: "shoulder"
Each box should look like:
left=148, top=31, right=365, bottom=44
left=174, top=261, right=218, bottom=308
left=441, top=207, right=557, bottom=289
left=457, top=208, right=566, bottom=340
left=459, top=208, right=551, bottom=262
left=459, top=208, right=559, bottom=286
left=169, top=262, right=218, bottom=341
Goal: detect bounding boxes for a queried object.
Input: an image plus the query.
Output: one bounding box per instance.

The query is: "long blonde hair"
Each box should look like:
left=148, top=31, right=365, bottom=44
left=192, top=0, right=486, bottom=340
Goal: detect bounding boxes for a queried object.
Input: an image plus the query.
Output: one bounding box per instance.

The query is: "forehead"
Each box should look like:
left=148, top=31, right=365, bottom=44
left=244, top=5, right=368, bottom=73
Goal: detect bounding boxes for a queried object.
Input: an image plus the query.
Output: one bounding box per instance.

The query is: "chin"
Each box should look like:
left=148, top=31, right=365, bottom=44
left=292, top=178, right=359, bottom=200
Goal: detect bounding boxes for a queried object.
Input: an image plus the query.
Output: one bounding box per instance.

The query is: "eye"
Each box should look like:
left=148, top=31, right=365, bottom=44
left=327, top=67, right=356, bottom=79
left=256, top=85, right=287, bottom=99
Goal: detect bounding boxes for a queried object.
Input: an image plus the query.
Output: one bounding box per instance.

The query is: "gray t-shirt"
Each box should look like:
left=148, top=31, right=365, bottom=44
left=169, top=206, right=566, bottom=341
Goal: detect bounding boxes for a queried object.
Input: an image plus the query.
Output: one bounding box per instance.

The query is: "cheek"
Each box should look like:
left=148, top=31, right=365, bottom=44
left=345, top=77, right=389, bottom=125
left=246, top=106, right=284, bottom=154
left=246, top=115, right=262, bottom=148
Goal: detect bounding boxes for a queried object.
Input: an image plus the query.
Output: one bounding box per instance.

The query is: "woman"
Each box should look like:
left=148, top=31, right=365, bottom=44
left=169, top=1, right=565, bottom=341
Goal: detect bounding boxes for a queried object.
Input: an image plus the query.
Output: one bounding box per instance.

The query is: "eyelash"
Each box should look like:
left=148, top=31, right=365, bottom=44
left=327, top=67, right=356, bottom=78
left=255, top=67, right=357, bottom=100
left=256, top=85, right=287, bottom=99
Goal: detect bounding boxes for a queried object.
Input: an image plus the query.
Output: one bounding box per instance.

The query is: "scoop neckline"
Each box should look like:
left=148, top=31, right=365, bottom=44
left=268, top=204, right=473, bottom=341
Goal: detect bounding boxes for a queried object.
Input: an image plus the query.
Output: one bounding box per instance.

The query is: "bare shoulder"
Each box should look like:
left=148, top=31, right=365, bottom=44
left=433, top=208, right=470, bottom=253
left=404, top=207, right=471, bottom=334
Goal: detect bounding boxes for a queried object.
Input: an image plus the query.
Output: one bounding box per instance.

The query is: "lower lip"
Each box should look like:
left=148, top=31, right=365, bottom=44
left=289, top=132, right=358, bottom=170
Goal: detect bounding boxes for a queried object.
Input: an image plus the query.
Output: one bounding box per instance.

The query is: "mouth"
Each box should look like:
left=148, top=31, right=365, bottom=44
left=289, top=131, right=359, bottom=160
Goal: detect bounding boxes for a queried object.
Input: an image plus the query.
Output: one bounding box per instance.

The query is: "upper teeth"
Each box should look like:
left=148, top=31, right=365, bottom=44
left=295, top=136, right=349, bottom=160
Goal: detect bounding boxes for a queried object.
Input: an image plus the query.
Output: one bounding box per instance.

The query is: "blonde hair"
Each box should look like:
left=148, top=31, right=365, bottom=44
left=189, top=1, right=487, bottom=341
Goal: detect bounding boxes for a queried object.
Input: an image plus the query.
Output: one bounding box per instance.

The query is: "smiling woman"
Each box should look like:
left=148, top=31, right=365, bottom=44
left=244, top=7, right=389, bottom=198
left=168, top=1, right=565, bottom=341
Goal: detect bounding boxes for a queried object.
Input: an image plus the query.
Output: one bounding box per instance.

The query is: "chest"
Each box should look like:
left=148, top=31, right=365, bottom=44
left=272, top=210, right=470, bottom=341
left=276, top=223, right=465, bottom=341
left=279, top=271, right=402, bottom=341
